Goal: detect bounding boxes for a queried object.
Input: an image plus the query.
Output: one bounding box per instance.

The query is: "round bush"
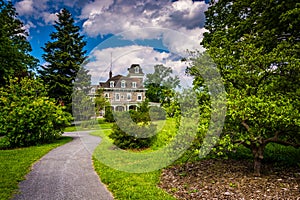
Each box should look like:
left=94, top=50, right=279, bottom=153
left=0, top=78, right=72, bottom=148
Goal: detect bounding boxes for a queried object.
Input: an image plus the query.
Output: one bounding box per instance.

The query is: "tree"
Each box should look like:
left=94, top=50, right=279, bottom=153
left=39, top=8, right=87, bottom=114
left=144, top=64, right=180, bottom=104
left=94, top=88, right=108, bottom=116
left=189, top=0, right=300, bottom=175
left=0, top=77, right=72, bottom=148
left=72, top=65, right=94, bottom=121
left=0, top=0, right=37, bottom=86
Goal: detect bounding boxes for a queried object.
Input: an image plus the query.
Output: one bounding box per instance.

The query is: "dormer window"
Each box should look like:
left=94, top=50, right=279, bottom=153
left=135, top=66, right=139, bottom=73
left=110, top=81, right=115, bottom=88
left=121, top=80, right=126, bottom=88
left=132, top=82, right=137, bottom=88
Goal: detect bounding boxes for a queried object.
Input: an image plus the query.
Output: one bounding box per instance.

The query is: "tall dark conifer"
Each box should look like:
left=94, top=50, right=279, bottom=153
left=39, top=8, right=87, bottom=113
left=0, top=0, right=37, bottom=86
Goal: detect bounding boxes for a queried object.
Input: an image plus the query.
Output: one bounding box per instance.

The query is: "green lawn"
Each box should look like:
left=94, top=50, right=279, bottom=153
left=91, top=119, right=177, bottom=200
left=0, top=137, right=72, bottom=200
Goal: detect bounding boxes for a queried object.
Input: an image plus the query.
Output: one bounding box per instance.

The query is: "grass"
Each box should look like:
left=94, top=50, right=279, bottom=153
left=93, top=160, right=176, bottom=200
left=91, top=119, right=177, bottom=200
left=0, top=137, right=72, bottom=200
left=64, top=118, right=111, bottom=132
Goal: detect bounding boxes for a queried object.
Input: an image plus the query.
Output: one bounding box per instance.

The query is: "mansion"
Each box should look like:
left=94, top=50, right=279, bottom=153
left=90, top=64, right=147, bottom=114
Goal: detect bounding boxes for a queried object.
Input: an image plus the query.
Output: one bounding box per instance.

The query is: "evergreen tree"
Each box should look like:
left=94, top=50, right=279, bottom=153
left=39, top=8, right=87, bottom=113
left=0, top=0, right=37, bottom=86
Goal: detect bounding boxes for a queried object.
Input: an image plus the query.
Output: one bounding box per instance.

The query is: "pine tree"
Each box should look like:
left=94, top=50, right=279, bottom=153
left=0, top=0, right=37, bottom=86
left=39, top=8, right=87, bottom=113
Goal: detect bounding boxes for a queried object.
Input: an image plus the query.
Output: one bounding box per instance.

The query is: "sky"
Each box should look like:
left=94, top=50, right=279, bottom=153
left=11, top=0, right=210, bottom=86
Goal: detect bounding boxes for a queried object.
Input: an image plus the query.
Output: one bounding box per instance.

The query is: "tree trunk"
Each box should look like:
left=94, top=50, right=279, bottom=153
left=251, top=144, right=265, bottom=176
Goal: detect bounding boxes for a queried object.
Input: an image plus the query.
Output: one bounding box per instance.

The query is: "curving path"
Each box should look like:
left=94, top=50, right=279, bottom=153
left=13, top=131, right=114, bottom=200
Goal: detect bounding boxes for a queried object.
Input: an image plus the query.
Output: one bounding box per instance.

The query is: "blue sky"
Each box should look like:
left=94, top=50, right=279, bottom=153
left=11, top=0, right=209, bottom=85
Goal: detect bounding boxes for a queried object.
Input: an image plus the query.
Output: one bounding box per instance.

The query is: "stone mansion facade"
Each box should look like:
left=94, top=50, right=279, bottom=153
left=90, top=64, right=147, bottom=114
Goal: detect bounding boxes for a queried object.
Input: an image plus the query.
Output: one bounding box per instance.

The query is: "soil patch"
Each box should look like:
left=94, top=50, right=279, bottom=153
left=159, top=159, right=300, bottom=199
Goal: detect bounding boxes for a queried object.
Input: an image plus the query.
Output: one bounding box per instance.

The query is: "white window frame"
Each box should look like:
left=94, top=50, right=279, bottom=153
left=115, top=93, right=120, bottom=101
left=132, top=82, right=137, bottom=88
left=127, top=93, right=131, bottom=101
left=121, top=80, right=126, bottom=88
left=137, top=93, right=142, bottom=101
left=110, top=81, right=115, bottom=88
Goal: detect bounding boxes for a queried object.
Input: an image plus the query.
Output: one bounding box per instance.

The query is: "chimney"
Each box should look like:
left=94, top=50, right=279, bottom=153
left=109, top=70, right=112, bottom=79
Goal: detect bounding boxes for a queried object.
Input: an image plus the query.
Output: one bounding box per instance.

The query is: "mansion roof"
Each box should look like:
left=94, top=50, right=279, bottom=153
left=99, top=64, right=145, bottom=89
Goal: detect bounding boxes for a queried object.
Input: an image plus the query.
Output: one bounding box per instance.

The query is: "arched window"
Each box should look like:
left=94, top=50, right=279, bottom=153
left=110, top=81, right=115, bottom=88
left=121, top=80, right=126, bottom=88
left=135, top=66, right=139, bottom=73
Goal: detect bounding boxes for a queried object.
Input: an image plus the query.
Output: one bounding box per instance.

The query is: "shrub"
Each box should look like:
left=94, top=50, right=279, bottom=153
left=149, top=106, right=166, bottom=121
left=104, top=106, right=115, bottom=122
left=0, top=78, right=72, bottom=148
left=109, top=103, right=157, bottom=149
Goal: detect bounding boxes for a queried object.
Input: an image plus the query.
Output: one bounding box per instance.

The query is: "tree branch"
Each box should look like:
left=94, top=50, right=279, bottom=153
left=264, top=131, right=300, bottom=148
left=241, top=120, right=250, bottom=132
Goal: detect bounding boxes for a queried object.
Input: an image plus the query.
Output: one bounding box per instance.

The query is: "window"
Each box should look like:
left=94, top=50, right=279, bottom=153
left=91, top=88, right=95, bottom=93
left=137, top=93, right=142, bottom=101
left=104, top=93, right=109, bottom=99
left=127, top=93, right=131, bottom=101
left=115, top=93, right=120, bottom=101
left=135, top=66, right=139, bottom=73
left=132, top=82, right=137, bottom=88
left=110, top=81, right=115, bottom=88
left=121, top=80, right=126, bottom=88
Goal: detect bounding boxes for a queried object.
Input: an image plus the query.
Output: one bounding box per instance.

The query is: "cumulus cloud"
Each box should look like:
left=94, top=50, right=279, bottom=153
left=15, top=0, right=34, bottom=15
left=84, top=45, right=192, bottom=87
left=42, top=12, right=58, bottom=25
left=80, top=0, right=208, bottom=56
left=81, top=0, right=207, bottom=35
left=15, top=0, right=65, bottom=26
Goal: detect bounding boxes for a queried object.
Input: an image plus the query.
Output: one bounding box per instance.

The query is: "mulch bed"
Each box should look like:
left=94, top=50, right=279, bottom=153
left=159, top=159, right=300, bottom=199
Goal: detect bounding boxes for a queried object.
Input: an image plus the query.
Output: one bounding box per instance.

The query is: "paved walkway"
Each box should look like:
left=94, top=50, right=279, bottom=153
left=13, top=131, right=114, bottom=200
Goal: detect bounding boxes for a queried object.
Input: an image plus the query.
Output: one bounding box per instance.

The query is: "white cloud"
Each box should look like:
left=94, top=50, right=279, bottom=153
left=15, top=0, right=34, bottom=15
left=81, top=0, right=208, bottom=56
left=81, top=0, right=208, bottom=36
left=84, top=45, right=192, bottom=88
left=42, top=12, right=58, bottom=25
left=15, top=0, right=62, bottom=27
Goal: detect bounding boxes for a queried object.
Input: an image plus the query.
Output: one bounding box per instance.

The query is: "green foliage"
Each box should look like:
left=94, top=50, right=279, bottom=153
left=109, top=112, right=156, bottom=149
left=0, top=0, right=37, bottom=86
left=151, top=118, right=177, bottom=150
left=72, top=65, right=94, bottom=121
left=39, top=8, right=87, bottom=113
left=0, top=137, right=72, bottom=199
left=104, top=106, right=115, bottom=122
left=189, top=0, right=300, bottom=174
left=0, top=78, right=72, bottom=148
left=109, top=101, right=157, bottom=149
left=94, top=88, right=109, bottom=116
left=149, top=106, right=166, bottom=121
left=144, top=64, right=180, bottom=104
left=129, top=100, right=151, bottom=123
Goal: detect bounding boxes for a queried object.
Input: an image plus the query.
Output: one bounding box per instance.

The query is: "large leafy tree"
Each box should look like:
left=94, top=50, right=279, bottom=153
left=0, top=0, right=37, bottom=86
left=144, top=64, right=180, bottom=104
left=189, top=0, right=300, bottom=175
left=39, top=8, right=87, bottom=113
